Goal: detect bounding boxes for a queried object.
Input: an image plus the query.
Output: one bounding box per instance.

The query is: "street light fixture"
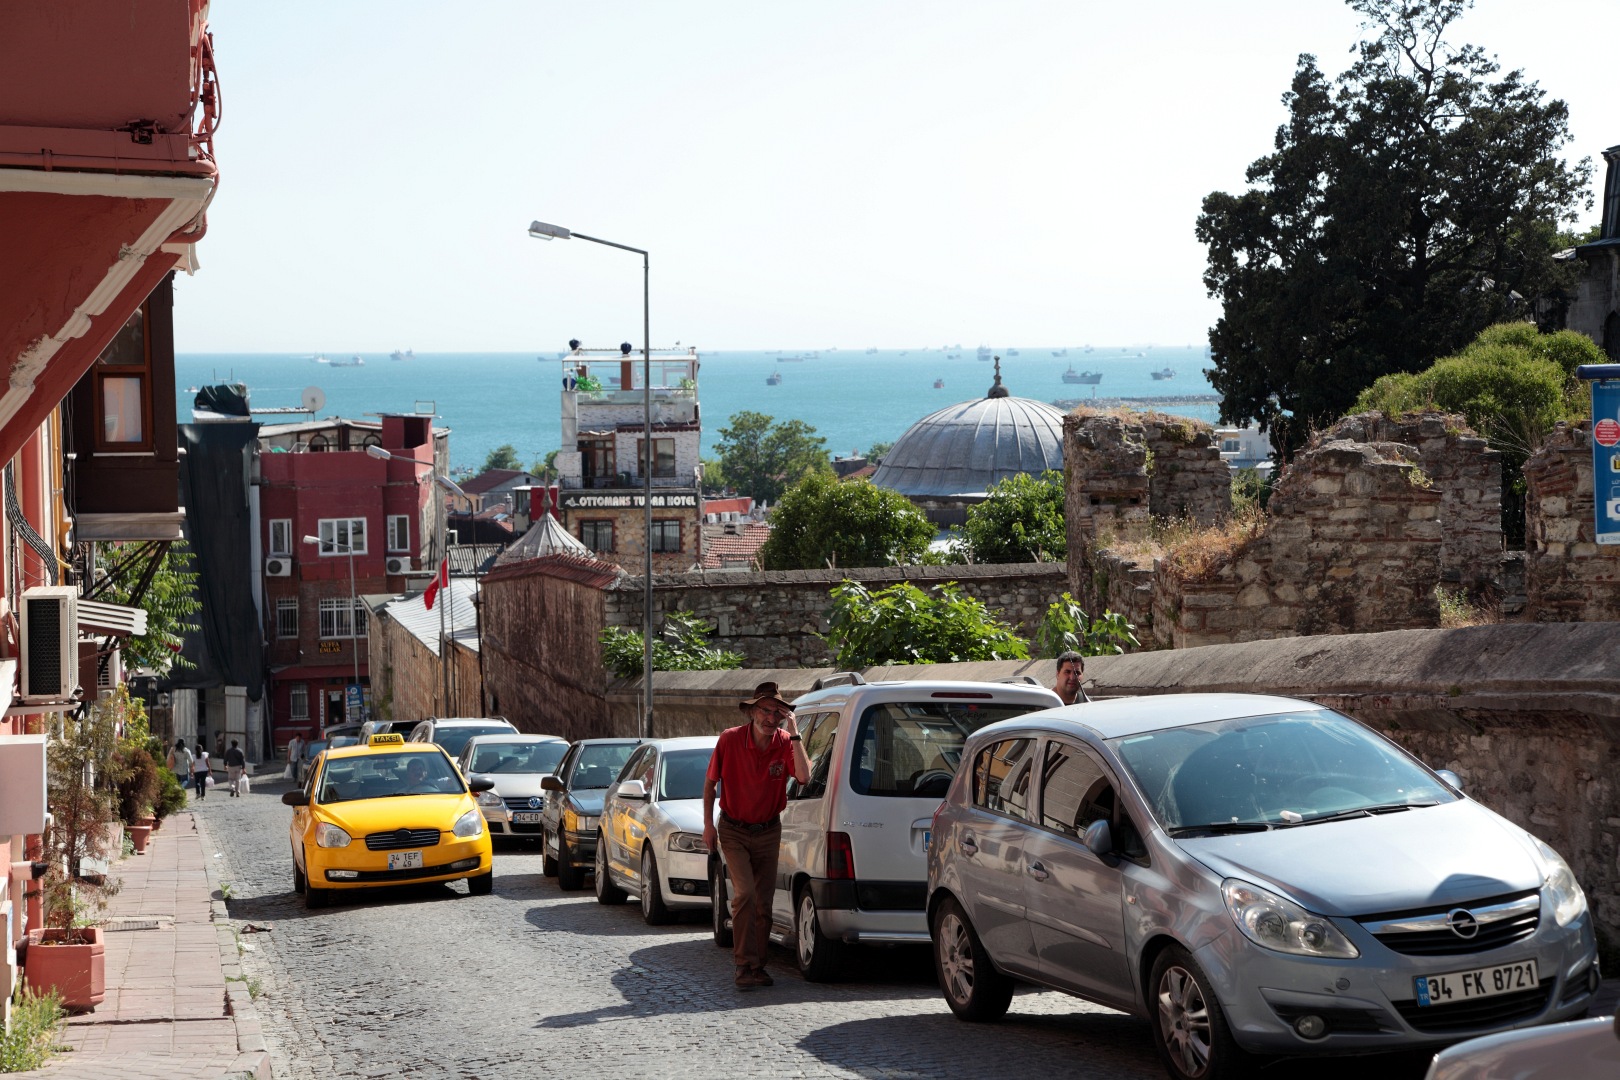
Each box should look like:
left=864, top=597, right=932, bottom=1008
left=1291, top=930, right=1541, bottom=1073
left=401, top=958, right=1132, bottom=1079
left=302, top=533, right=362, bottom=715
left=528, top=219, right=655, bottom=740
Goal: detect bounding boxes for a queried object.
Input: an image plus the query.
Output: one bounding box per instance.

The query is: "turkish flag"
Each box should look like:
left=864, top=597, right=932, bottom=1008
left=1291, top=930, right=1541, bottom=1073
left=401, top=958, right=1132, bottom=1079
left=423, top=557, right=449, bottom=610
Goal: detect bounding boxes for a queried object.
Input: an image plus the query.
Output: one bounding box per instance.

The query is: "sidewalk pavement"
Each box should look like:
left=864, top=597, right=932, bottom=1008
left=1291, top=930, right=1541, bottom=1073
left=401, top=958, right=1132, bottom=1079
left=27, top=804, right=271, bottom=1080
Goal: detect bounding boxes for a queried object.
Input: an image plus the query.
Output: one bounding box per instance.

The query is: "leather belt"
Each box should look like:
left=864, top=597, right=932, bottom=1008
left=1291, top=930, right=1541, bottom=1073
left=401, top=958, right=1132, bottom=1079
left=720, top=811, right=780, bottom=832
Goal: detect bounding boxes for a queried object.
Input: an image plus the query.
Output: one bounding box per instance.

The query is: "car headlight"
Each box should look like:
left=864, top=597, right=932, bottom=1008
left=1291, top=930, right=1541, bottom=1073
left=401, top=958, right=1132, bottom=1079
left=315, top=823, right=352, bottom=848
left=453, top=809, right=484, bottom=838
left=668, top=831, right=709, bottom=854
left=1222, top=879, right=1359, bottom=959
left=476, top=790, right=504, bottom=810
left=1535, top=838, right=1587, bottom=926
left=577, top=815, right=598, bottom=833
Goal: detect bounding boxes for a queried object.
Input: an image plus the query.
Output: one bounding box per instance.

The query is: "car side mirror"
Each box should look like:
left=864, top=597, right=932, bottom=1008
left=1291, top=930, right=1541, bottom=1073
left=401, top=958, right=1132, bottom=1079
left=617, top=779, right=648, bottom=800
left=467, top=775, right=495, bottom=793
left=540, top=774, right=564, bottom=792
left=1434, top=769, right=1463, bottom=793
left=281, top=790, right=309, bottom=807
left=1082, top=819, right=1117, bottom=864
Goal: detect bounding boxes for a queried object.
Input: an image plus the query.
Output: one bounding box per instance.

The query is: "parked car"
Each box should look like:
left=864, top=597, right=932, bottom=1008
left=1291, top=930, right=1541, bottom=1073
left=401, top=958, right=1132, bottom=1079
left=321, top=722, right=365, bottom=743
left=406, top=716, right=518, bottom=759
left=295, top=739, right=328, bottom=786
left=538, top=738, right=642, bottom=890
left=595, top=736, right=719, bottom=924
left=925, top=693, right=1600, bottom=1080
left=455, top=734, right=569, bottom=841
left=282, top=733, right=496, bottom=909
left=1425, top=1012, right=1619, bottom=1080
left=359, top=719, right=417, bottom=741
left=712, top=672, right=1061, bottom=979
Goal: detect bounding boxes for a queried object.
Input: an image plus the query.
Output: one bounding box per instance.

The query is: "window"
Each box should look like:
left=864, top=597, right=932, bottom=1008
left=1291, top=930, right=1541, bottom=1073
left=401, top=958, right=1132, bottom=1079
left=637, top=437, right=676, bottom=479
left=793, top=712, right=839, bottom=799
left=308, top=434, right=330, bottom=452
left=317, top=518, right=366, bottom=555
left=850, top=702, right=1041, bottom=798
left=973, top=738, right=1034, bottom=821
left=289, top=684, right=309, bottom=720
left=387, top=515, right=409, bottom=553
left=276, top=598, right=299, bottom=639
left=579, top=438, right=615, bottom=484
left=580, top=520, right=614, bottom=552
left=650, top=519, right=681, bottom=553
left=1039, top=741, right=1113, bottom=838
left=268, top=519, right=292, bottom=557
left=318, top=598, right=367, bottom=639
left=92, top=305, right=152, bottom=450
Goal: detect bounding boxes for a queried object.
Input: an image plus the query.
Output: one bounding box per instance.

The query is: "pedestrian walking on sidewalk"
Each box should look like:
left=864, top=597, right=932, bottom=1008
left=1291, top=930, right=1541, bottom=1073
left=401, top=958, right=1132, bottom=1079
left=702, top=681, right=810, bottom=990
left=192, top=741, right=212, bottom=800
left=168, top=737, right=194, bottom=791
left=285, top=732, right=303, bottom=781
left=225, top=739, right=247, bottom=796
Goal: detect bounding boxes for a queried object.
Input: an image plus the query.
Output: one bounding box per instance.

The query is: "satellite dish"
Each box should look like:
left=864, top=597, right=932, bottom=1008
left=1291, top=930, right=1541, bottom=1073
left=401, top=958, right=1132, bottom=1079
left=301, top=386, right=326, bottom=414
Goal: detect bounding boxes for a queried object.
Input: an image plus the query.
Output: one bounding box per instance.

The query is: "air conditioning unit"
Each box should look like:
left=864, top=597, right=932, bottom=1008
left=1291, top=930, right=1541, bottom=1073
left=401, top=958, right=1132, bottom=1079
left=20, top=586, right=78, bottom=704
left=385, top=556, right=409, bottom=575
left=265, top=557, right=292, bottom=577
left=97, top=646, right=123, bottom=691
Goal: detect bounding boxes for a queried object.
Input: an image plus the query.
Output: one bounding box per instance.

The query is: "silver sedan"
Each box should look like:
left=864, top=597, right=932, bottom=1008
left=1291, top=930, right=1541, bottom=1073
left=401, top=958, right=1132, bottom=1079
left=456, top=734, right=568, bottom=842
left=594, top=736, right=718, bottom=925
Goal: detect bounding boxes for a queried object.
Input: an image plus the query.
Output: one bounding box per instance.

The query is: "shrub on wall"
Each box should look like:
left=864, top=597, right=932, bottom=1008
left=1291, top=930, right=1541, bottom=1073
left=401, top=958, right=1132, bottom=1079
left=600, top=610, right=744, bottom=679
left=822, top=580, right=1029, bottom=668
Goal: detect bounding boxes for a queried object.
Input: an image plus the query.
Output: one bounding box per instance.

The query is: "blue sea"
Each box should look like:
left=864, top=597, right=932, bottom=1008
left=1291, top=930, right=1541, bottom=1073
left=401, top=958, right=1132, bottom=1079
left=174, top=347, right=1220, bottom=474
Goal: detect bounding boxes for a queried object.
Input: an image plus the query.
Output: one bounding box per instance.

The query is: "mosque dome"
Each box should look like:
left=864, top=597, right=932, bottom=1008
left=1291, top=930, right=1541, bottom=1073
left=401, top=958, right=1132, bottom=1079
left=869, top=361, right=1066, bottom=499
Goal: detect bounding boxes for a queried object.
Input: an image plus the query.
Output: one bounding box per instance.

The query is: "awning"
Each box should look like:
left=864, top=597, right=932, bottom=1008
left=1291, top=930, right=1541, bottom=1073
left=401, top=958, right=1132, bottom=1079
left=78, top=599, right=149, bottom=637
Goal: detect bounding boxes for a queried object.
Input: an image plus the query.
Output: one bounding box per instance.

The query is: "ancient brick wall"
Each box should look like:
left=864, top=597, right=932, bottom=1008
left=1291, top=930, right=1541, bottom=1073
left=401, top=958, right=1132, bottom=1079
left=1140, top=412, right=1231, bottom=526
left=1524, top=421, right=1620, bottom=621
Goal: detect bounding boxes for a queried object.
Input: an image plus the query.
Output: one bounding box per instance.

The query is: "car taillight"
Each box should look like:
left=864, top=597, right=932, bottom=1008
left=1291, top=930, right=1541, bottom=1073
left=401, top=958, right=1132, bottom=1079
left=931, top=800, right=946, bottom=835
left=827, top=832, right=855, bottom=880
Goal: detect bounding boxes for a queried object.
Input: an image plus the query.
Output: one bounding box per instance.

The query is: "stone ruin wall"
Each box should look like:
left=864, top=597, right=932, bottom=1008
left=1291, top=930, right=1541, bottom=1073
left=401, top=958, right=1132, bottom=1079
left=1524, top=421, right=1620, bottom=621
left=1139, top=412, right=1232, bottom=525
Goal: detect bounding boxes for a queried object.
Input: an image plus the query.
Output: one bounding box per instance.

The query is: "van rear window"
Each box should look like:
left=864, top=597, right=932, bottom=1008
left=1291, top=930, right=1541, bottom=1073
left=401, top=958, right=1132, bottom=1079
left=850, top=702, right=1039, bottom=798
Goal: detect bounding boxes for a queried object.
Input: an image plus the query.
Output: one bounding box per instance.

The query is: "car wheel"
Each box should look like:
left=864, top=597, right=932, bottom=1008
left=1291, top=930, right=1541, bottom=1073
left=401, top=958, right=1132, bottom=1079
left=1149, top=945, right=1251, bottom=1080
left=291, top=847, right=306, bottom=895
left=710, top=860, right=733, bottom=948
left=541, top=829, right=558, bottom=877
left=640, top=847, right=673, bottom=926
left=555, top=833, right=584, bottom=891
left=467, top=869, right=494, bottom=896
left=305, top=880, right=330, bottom=910
left=932, top=896, right=1013, bottom=1021
left=594, top=835, right=627, bottom=904
left=796, top=884, right=848, bottom=982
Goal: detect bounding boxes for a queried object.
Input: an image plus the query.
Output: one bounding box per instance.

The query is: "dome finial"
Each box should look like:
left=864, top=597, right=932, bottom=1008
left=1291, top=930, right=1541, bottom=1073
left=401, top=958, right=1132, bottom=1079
left=987, top=356, right=1009, bottom=398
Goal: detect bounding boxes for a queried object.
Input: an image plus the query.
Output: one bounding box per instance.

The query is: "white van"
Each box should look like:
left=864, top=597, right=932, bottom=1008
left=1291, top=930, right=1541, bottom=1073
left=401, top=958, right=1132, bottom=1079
left=711, top=672, right=1062, bottom=980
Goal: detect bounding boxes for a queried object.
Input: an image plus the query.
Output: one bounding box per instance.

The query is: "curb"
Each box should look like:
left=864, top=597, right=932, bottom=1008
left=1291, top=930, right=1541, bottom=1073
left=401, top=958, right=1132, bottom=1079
left=193, top=811, right=275, bottom=1080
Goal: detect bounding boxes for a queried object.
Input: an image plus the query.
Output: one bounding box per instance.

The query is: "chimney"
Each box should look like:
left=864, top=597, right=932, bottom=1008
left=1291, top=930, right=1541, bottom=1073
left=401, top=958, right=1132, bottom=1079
left=1603, top=144, right=1620, bottom=240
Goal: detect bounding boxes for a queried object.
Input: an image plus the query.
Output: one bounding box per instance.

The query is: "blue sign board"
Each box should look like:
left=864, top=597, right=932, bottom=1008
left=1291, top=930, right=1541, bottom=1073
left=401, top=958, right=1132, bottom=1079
left=1577, top=364, right=1620, bottom=545
left=346, top=683, right=365, bottom=721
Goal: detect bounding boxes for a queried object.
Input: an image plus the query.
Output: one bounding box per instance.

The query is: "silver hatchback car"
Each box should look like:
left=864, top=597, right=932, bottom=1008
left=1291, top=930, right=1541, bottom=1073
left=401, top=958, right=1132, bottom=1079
left=926, top=694, right=1599, bottom=1080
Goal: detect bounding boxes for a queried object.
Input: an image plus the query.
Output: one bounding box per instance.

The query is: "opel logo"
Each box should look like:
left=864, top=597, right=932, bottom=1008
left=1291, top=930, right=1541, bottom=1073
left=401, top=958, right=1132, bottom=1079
left=528, top=796, right=542, bottom=810
left=1446, top=908, right=1480, bottom=939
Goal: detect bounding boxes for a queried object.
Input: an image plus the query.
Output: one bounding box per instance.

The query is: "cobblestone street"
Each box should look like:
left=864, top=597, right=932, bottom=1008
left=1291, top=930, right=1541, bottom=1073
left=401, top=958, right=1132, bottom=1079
left=198, top=775, right=1437, bottom=1080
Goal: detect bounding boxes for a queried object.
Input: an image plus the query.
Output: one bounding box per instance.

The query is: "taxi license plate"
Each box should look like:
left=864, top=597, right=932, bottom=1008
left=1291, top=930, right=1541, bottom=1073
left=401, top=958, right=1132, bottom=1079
left=387, top=851, right=423, bottom=871
left=1414, top=959, right=1537, bottom=1006
left=512, top=812, right=544, bottom=823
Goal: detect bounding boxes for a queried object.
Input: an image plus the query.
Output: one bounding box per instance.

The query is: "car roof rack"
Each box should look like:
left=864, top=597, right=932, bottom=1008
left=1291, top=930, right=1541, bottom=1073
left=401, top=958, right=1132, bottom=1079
left=811, top=671, right=867, bottom=691
left=997, top=675, right=1042, bottom=686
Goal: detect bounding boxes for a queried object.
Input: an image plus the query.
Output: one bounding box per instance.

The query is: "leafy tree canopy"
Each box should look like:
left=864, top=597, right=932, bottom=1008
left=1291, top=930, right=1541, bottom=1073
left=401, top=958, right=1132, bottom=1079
left=955, top=470, right=1067, bottom=563
left=98, top=542, right=203, bottom=675
left=822, top=580, right=1029, bottom=669
left=714, top=410, right=831, bottom=504
left=483, top=444, right=523, bottom=472
left=1197, top=0, right=1591, bottom=456
left=599, top=611, right=743, bottom=680
left=866, top=441, right=894, bottom=463
left=528, top=449, right=559, bottom=479
left=757, top=474, right=935, bottom=570
left=1034, top=593, right=1140, bottom=658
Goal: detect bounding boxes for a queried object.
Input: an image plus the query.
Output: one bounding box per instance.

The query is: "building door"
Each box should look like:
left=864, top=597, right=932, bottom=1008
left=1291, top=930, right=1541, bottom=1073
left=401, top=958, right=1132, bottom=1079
left=325, top=689, right=345, bottom=729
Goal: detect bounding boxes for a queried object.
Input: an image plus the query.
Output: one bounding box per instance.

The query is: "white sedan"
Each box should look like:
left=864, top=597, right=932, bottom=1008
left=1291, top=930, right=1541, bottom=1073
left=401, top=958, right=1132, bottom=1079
left=1426, top=1012, right=1618, bottom=1079
left=594, top=736, right=717, bottom=924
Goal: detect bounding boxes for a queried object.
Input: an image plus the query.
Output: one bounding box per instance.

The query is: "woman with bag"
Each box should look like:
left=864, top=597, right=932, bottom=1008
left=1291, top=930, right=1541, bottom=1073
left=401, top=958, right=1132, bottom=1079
left=168, top=737, right=194, bottom=790
left=192, top=741, right=212, bottom=800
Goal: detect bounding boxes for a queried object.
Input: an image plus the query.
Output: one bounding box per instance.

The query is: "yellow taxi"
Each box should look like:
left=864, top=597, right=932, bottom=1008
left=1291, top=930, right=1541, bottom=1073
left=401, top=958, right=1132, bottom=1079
left=282, top=733, right=496, bottom=909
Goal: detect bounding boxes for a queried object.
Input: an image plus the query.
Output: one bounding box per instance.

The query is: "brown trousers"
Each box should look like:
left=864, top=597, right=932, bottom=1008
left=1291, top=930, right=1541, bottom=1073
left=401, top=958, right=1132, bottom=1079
left=717, top=819, right=781, bottom=972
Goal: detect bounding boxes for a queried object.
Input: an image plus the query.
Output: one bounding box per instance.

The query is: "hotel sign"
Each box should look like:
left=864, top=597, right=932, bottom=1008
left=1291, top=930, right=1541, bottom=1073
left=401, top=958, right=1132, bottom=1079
left=560, top=492, right=697, bottom=510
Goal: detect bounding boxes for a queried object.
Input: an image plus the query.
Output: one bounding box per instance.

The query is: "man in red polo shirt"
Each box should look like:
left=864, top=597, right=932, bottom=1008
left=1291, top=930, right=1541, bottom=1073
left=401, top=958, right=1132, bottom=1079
left=703, top=681, right=810, bottom=989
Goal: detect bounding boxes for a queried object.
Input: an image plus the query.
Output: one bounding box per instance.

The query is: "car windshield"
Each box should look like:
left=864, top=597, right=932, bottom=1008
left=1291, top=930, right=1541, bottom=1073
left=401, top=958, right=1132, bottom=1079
left=570, top=743, right=636, bottom=789
left=1110, top=708, right=1455, bottom=833
left=468, top=741, right=566, bottom=775
left=852, top=701, right=1043, bottom=798
left=304, top=741, right=327, bottom=759
left=659, top=748, right=713, bottom=801
left=317, top=752, right=464, bottom=803
left=433, top=725, right=513, bottom=757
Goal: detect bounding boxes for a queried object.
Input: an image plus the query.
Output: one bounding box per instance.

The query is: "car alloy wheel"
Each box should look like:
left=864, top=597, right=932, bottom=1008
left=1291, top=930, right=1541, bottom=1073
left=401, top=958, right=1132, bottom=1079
left=795, top=886, right=847, bottom=982
left=932, top=896, right=1012, bottom=1021
left=641, top=847, right=672, bottom=925
left=595, top=833, right=626, bottom=904
left=1150, top=945, right=1249, bottom=1080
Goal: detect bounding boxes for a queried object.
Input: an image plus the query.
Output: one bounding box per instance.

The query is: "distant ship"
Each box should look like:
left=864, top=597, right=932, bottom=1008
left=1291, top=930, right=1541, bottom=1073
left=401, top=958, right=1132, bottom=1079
left=766, top=371, right=782, bottom=386
left=311, top=354, right=329, bottom=364
left=329, top=355, right=365, bottom=368
left=865, top=347, right=878, bottom=354
left=1007, top=348, right=1020, bottom=357
left=779, top=355, right=809, bottom=363
left=1150, top=367, right=1176, bottom=380
left=390, top=349, right=413, bottom=361
left=976, top=345, right=993, bottom=361
left=1062, top=365, right=1102, bottom=385
left=933, top=378, right=944, bottom=389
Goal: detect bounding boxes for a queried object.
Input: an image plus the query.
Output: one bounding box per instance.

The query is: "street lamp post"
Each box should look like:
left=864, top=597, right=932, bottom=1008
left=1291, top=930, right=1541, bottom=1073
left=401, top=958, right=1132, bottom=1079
left=302, top=533, right=362, bottom=716
left=528, top=219, right=654, bottom=740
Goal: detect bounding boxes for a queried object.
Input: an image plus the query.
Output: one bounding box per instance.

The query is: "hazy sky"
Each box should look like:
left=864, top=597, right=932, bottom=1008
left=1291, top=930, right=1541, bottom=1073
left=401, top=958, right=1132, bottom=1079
left=177, top=0, right=1616, bottom=353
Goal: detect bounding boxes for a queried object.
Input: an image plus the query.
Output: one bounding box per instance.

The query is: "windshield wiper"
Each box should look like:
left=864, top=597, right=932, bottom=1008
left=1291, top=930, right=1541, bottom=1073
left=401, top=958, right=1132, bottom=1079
left=1168, top=821, right=1273, bottom=838
left=1285, top=801, right=1440, bottom=827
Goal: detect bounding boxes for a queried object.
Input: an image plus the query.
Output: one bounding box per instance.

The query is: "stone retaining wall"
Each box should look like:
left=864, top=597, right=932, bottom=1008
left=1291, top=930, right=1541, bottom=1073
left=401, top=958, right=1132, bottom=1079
left=1525, top=421, right=1620, bottom=621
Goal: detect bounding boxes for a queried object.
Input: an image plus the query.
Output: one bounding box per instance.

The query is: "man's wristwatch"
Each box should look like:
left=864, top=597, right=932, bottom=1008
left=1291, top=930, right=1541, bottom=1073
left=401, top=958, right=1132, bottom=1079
left=789, top=735, right=802, bottom=742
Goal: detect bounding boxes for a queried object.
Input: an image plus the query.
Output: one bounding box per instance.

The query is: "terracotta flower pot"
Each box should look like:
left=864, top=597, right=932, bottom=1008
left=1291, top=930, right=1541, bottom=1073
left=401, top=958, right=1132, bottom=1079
left=24, top=927, right=105, bottom=1011
left=129, top=824, right=152, bottom=853
left=137, top=815, right=157, bottom=830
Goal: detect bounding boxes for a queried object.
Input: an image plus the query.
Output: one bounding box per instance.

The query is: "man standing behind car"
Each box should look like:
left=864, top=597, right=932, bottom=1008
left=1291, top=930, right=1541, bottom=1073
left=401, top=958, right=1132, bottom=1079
left=703, top=682, right=810, bottom=990
left=1053, top=650, right=1090, bottom=705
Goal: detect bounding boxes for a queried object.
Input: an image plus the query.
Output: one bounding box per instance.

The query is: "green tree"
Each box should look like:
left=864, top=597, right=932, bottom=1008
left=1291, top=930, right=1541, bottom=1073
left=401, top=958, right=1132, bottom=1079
left=866, top=441, right=894, bottom=463
left=822, top=580, right=1029, bottom=669
left=99, top=542, right=203, bottom=675
left=1034, top=593, right=1140, bottom=658
left=483, top=444, right=522, bottom=471
left=955, top=470, right=1066, bottom=563
left=714, top=410, right=831, bottom=504
left=757, top=474, right=934, bottom=570
left=528, top=449, right=559, bottom=480
left=1196, top=0, right=1590, bottom=456
left=599, top=610, right=744, bottom=680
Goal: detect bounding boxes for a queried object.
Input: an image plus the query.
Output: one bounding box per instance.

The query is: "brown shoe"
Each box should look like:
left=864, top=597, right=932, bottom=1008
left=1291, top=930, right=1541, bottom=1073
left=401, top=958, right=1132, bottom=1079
left=734, top=967, right=761, bottom=989
left=751, top=967, right=774, bottom=986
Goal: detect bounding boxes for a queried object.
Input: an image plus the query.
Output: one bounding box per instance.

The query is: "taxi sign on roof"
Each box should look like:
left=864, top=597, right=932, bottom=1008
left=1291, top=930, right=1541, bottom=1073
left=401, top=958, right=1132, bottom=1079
left=367, top=733, right=406, bottom=746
